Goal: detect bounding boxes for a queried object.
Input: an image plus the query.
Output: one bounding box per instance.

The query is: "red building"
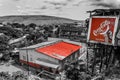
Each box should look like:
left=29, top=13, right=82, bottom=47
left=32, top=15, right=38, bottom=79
left=19, top=40, right=81, bottom=73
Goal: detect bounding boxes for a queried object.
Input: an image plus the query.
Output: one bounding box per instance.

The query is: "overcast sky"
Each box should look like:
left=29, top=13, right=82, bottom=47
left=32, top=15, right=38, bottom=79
left=0, top=0, right=120, bottom=20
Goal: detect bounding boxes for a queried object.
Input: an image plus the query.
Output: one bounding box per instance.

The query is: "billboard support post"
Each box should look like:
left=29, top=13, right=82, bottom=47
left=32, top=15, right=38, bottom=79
left=99, top=44, right=103, bottom=73
left=86, top=42, right=89, bottom=73
left=91, top=43, right=96, bottom=75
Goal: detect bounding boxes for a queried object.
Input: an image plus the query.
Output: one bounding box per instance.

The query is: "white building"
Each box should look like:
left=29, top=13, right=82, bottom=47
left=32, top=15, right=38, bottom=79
left=19, top=40, right=82, bottom=73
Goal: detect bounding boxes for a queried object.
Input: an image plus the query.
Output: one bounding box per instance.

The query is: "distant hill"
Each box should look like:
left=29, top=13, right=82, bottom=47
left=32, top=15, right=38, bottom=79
left=0, top=15, right=79, bottom=25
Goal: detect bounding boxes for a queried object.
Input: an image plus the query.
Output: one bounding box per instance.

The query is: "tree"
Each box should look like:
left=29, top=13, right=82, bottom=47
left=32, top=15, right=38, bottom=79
left=44, top=26, right=49, bottom=31
left=12, top=23, right=21, bottom=28
left=0, top=26, right=23, bottom=38
left=28, top=23, right=36, bottom=29
left=0, top=33, right=10, bottom=61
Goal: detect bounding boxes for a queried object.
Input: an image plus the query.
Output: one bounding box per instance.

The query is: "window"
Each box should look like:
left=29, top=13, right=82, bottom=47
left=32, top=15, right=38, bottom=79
left=75, top=51, right=79, bottom=58
left=70, top=54, right=74, bottom=60
left=30, top=57, right=33, bottom=61
left=23, top=56, right=26, bottom=60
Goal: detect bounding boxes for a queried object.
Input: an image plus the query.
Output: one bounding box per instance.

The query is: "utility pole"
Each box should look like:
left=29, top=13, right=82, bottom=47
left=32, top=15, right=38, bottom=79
left=25, top=35, right=29, bottom=76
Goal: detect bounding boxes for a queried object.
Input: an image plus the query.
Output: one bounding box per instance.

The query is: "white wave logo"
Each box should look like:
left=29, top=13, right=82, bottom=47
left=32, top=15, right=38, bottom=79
left=93, top=20, right=111, bottom=36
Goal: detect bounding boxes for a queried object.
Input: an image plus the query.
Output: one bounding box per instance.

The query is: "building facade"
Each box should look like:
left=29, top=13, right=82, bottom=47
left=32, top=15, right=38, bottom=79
left=19, top=40, right=81, bottom=73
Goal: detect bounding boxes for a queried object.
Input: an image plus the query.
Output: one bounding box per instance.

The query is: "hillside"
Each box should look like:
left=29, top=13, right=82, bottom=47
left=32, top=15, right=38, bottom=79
left=0, top=15, right=78, bottom=25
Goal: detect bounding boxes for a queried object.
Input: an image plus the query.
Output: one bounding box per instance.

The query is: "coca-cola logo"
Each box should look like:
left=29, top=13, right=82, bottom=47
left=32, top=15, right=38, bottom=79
left=93, top=20, right=111, bottom=36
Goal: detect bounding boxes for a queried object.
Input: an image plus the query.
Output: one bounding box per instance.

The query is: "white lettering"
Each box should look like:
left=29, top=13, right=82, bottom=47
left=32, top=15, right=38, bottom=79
left=93, top=20, right=111, bottom=36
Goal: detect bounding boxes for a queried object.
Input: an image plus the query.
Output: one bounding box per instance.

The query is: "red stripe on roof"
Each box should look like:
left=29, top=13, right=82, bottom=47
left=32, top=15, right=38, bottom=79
left=36, top=41, right=81, bottom=60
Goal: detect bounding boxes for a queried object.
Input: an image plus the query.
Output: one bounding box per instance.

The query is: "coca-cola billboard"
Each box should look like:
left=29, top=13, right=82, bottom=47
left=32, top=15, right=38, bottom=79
left=87, top=16, right=119, bottom=45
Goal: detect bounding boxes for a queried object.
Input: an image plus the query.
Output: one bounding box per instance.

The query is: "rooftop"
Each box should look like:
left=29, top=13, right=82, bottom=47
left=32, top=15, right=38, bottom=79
left=20, top=40, right=59, bottom=49
left=36, top=41, right=81, bottom=60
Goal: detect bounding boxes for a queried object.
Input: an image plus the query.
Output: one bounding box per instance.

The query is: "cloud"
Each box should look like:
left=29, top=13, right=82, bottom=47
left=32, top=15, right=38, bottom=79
left=16, top=6, right=22, bottom=9
left=92, top=3, right=115, bottom=8
left=44, top=0, right=71, bottom=6
left=0, top=4, right=3, bottom=7
left=44, top=0, right=77, bottom=11
left=13, top=0, right=21, bottom=1
left=73, top=1, right=87, bottom=6
left=33, top=6, right=49, bottom=10
left=72, top=0, right=89, bottom=6
left=17, top=5, right=46, bottom=15
left=25, top=5, right=31, bottom=9
left=90, top=0, right=120, bottom=8
left=45, top=0, right=67, bottom=3
left=44, top=1, right=67, bottom=6
left=17, top=8, right=42, bottom=14
left=43, top=0, right=70, bottom=11
left=40, top=6, right=48, bottom=9
left=54, top=6, right=62, bottom=9
left=89, top=0, right=101, bottom=1
left=72, top=0, right=120, bottom=8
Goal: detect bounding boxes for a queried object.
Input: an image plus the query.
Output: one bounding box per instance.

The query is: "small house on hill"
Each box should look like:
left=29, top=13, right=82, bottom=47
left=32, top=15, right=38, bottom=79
left=19, top=40, right=82, bottom=73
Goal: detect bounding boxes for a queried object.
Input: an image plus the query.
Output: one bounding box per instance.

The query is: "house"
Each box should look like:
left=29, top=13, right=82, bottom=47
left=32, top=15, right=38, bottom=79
left=8, top=34, right=28, bottom=48
left=19, top=40, right=82, bottom=73
left=59, top=26, right=87, bottom=42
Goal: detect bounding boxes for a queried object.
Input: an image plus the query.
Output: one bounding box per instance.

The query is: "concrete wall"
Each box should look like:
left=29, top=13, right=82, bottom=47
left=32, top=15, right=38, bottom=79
left=19, top=49, right=59, bottom=65
left=19, top=43, right=80, bottom=71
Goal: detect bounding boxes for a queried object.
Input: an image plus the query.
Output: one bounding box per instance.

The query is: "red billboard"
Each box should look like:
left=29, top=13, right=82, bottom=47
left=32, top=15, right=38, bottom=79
left=87, top=16, right=119, bottom=45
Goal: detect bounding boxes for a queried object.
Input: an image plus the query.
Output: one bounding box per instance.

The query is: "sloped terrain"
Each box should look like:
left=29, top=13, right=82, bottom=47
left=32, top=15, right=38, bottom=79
left=0, top=15, right=78, bottom=25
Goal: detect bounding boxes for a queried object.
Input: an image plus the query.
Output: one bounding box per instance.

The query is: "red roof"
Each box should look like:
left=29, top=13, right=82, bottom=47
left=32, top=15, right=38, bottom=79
left=36, top=41, right=81, bottom=60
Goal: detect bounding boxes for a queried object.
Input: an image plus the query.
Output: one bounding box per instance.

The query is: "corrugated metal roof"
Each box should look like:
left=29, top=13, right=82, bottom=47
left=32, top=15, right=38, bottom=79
left=19, top=40, right=61, bottom=50
left=8, top=35, right=27, bottom=44
left=36, top=41, right=81, bottom=60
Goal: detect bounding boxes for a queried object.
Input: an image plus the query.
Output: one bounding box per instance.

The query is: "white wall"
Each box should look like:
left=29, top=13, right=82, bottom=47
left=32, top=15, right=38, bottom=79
left=19, top=49, right=59, bottom=64
left=19, top=48, right=80, bottom=70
